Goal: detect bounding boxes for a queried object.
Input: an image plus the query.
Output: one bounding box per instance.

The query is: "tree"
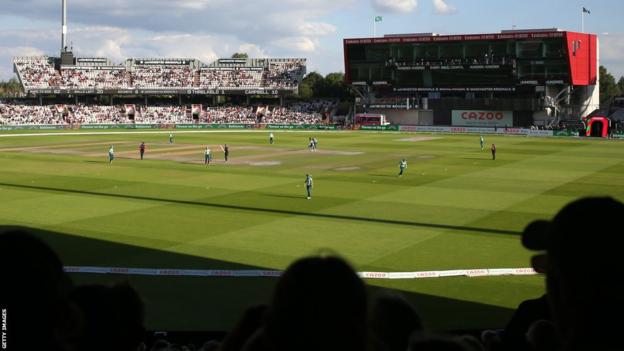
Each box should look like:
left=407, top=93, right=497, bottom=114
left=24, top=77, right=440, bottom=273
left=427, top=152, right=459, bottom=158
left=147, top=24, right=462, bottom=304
left=0, top=77, right=22, bottom=97
left=618, top=76, right=624, bottom=96
left=296, top=72, right=352, bottom=100
left=231, top=53, right=248, bottom=59
left=297, top=72, right=323, bottom=99
left=599, top=66, right=621, bottom=104
left=321, top=73, right=351, bottom=100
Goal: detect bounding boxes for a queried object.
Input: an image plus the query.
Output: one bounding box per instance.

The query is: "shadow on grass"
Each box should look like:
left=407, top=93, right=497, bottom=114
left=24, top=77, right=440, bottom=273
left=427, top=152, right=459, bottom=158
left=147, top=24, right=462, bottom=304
left=461, top=157, right=490, bottom=161
left=0, top=182, right=521, bottom=237
left=369, top=174, right=400, bottom=178
left=263, top=193, right=307, bottom=200
left=1, top=225, right=517, bottom=333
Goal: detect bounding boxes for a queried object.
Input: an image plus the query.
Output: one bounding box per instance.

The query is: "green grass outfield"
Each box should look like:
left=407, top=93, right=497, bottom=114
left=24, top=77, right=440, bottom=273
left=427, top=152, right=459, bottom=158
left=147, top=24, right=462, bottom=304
left=1, top=130, right=623, bottom=332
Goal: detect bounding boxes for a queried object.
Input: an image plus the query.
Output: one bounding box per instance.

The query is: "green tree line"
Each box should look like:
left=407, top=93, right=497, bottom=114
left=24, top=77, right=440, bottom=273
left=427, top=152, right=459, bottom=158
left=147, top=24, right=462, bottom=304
left=0, top=78, right=22, bottom=97
left=599, top=65, right=624, bottom=104
left=297, top=72, right=352, bottom=100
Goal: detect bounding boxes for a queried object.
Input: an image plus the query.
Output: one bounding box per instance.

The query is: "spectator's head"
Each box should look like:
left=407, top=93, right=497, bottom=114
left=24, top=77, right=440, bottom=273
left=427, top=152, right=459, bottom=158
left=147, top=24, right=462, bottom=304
left=527, top=320, right=560, bottom=351
left=151, top=339, right=170, bottom=351
left=0, top=227, right=77, bottom=351
left=220, top=305, right=266, bottom=351
left=408, top=334, right=471, bottom=351
left=265, top=255, right=367, bottom=351
left=70, top=282, right=145, bottom=351
left=369, top=292, right=423, bottom=351
left=522, top=197, right=624, bottom=348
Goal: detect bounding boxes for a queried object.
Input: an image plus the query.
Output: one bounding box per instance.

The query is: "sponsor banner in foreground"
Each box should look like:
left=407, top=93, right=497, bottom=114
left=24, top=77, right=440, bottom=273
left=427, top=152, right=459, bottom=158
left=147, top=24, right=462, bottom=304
left=266, top=124, right=337, bottom=130
left=452, top=110, right=514, bottom=127
left=612, top=131, right=624, bottom=139
left=64, top=265, right=538, bottom=280
left=399, top=125, right=552, bottom=136
left=525, top=129, right=554, bottom=137
left=175, top=124, right=254, bottom=129
left=359, top=124, right=399, bottom=131
left=0, top=124, right=66, bottom=131
left=554, top=130, right=580, bottom=137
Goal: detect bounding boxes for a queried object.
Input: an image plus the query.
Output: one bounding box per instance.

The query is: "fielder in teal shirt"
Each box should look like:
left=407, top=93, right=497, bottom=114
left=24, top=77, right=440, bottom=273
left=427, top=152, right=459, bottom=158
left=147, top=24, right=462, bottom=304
left=108, top=145, right=114, bottom=164
left=398, top=159, right=407, bottom=176
left=305, top=174, right=313, bottom=199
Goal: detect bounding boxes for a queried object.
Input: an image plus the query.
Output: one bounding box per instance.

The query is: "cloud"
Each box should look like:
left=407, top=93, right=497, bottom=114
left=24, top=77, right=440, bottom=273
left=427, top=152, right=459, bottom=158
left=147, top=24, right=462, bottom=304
left=599, top=34, right=624, bottom=79
left=432, top=0, right=457, bottom=15
left=0, top=0, right=352, bottom=79
left=274, top=37, right=318, bottom=53
left=372, top=0, right=417, bottom=13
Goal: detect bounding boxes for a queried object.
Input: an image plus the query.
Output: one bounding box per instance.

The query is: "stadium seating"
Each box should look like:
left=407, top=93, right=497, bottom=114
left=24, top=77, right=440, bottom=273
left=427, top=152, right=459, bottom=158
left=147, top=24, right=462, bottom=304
left=0, top=100, right=333, bottom=125
left=60, top=67, right=131, bottom=89
left=13, top=56, right=59, bottom=89
left=13, top=56, right=306, bottom=92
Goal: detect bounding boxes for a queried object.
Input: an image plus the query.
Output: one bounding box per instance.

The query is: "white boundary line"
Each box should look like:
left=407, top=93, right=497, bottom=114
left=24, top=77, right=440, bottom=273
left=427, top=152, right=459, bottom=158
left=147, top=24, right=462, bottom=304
left=63, top=266, right=538, bottom=279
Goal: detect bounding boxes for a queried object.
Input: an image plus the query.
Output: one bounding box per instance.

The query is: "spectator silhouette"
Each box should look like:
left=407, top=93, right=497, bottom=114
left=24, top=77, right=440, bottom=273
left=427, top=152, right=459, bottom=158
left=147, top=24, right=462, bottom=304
left=69, top=282, right=145, bottom=351
left=526, top=320, right=561, bottom=351
left=220, top=305, right=267, bottom=351
left=369, top=292, right=423, bottom=351
left=244, top=255, right=367, bottom=351
left=500, top=294, right=551, bottom=351
left=0, top=227, right=78, bottom=351
left=408, top=334, right=472, bottom=351
left=522, top=197, right=624, bottom=350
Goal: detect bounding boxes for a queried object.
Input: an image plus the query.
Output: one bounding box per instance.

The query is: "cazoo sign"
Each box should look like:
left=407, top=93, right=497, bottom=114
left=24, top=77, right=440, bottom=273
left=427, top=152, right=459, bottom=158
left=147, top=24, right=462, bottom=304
left=452, top=110, right=513, bottom=127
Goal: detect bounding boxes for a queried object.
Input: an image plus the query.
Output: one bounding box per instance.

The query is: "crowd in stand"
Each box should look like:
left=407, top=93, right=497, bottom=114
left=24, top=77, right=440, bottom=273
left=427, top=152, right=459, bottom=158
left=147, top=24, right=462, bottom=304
left=205, top=106, right=256, bottom=124
left=0, top=101, right=61, bottom=124
left=132, top=65, right=194, bottom=88
left=387, top=55, right=515, bottom=68
left=199, top=69, right=263, bottom=89
left=2, top=196, right=623, bottom=351
left=0, top=100, right=332, bottom=125
left=13, top=57, right=305, bottom=90
left=13, top=56, right=58, bottom=89
left=263, top=60, right=305, bottom=89
left=139, top=106, right=192, bottom=124
left=260, top=100, right=332, bottom=124
left=61, top=68, right=131, bottom=89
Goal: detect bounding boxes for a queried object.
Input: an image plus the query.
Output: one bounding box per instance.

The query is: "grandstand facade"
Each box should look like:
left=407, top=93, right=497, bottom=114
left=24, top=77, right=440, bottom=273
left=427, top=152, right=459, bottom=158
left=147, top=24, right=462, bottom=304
left=343, top=29, right=599, bottom=127
left=13, top=55, right=306, bottom=97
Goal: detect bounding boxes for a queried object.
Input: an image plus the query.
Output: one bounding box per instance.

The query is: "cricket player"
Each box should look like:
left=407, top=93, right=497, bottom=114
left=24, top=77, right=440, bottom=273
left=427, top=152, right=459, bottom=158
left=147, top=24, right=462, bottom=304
left=305, top=174, right=313, bottom=199
left=480, top=135, right=484, bottom=150
left=491, top=144, right=496, bottom=160
left=204, top=147, right=211, bottom=165
left=169, top=133, right=174, bottom=144
left=224, top=144, right=229, bottom=162
left=398, top=159, right=407, bottom=176
left=108, top=145, right=115, bottom=164
left=139, top=142, right=146, bottom=160
left=269, top=132, right=274, bottom=144
left=312, top=137, right=318, bottom=150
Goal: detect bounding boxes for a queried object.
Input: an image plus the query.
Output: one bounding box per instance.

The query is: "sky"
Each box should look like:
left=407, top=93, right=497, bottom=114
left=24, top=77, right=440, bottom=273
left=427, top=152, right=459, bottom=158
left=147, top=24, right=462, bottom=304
left=1, top=0, right=623, bottom=81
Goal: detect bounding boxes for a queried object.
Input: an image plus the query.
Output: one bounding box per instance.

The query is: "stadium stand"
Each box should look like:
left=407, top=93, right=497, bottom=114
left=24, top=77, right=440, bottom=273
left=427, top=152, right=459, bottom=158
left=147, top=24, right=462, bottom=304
left=60, top=67, right=131, bottom=89
left=13, top=56, right=58, bottom=89
left=0, top=100, right=333, bottom=125
left=13, top=56, right=306, bottom=92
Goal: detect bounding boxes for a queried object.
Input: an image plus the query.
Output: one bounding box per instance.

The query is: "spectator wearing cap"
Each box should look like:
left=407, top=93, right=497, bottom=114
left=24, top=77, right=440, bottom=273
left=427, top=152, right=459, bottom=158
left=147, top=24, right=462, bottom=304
left=522, top=197, right=624, bottom=350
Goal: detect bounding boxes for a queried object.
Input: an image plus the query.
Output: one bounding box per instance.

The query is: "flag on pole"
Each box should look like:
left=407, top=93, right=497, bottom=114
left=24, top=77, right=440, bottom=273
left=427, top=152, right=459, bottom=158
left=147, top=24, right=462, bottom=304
left=375, top=16, right=383, bottom=22
left=582, top=7, right=590, bottom=14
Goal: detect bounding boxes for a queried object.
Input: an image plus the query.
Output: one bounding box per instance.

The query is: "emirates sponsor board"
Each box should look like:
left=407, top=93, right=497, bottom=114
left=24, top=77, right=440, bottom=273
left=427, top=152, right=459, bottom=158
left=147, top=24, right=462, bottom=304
left=452, top=110, right=513, bottom=127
